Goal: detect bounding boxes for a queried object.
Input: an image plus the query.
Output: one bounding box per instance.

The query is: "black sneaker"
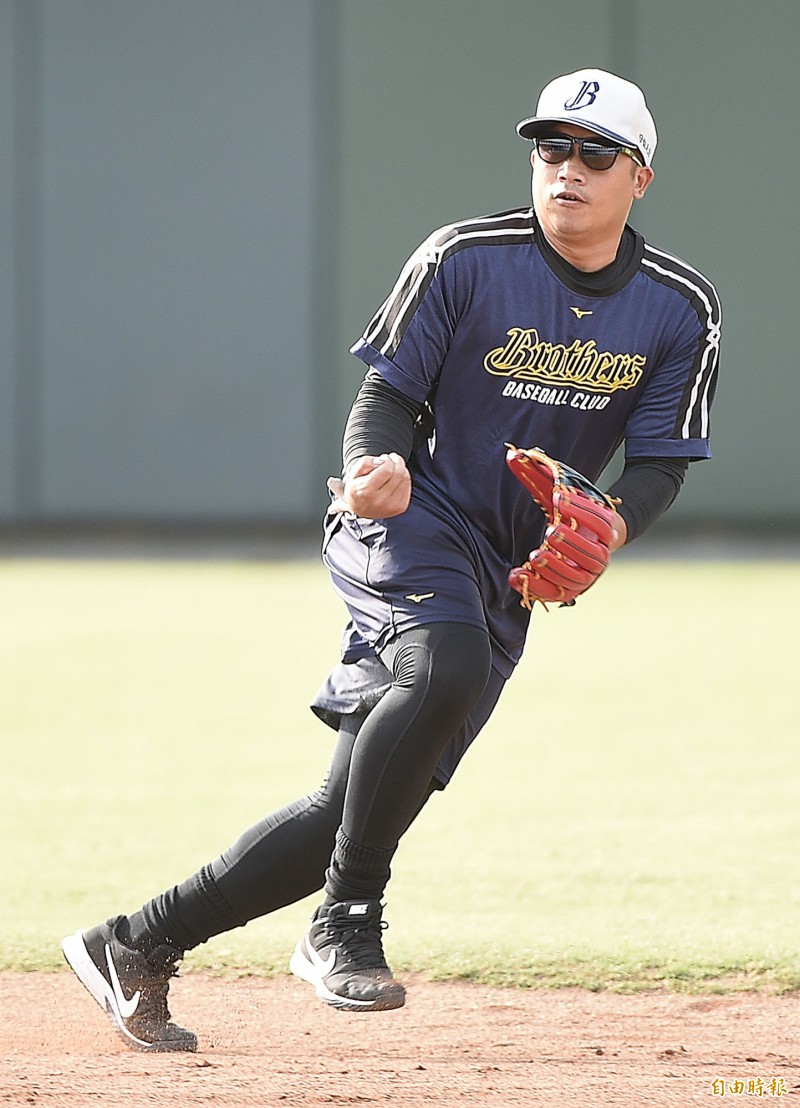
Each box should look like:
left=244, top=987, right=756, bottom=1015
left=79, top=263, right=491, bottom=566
left=289, top=899, right=406, bottom=1012
left=61, top=916, right=197, bottom=1052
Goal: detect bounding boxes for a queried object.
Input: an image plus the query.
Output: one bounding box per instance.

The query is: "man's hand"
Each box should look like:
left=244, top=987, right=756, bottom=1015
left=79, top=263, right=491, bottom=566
left=609, top=512, right=628, bottom=551
left=327, top=452, right=412, bottom=518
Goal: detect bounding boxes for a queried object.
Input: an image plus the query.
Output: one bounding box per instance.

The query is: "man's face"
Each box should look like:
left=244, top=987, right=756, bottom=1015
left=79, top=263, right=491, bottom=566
left=530, top=123, right=654, bottom=252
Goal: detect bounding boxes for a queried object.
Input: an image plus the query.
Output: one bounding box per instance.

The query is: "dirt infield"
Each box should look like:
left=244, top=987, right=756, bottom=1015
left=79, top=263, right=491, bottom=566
left=1, top=972, right=797, bottom=1106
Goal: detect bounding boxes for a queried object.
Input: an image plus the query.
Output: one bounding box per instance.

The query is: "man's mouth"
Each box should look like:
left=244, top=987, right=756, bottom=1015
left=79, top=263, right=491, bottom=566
left=553, top=189, right=585, bottom=204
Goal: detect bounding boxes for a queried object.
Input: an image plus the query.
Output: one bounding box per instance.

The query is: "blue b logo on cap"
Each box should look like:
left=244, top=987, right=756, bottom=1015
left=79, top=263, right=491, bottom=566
left=564, top=80, right=600, bottom=111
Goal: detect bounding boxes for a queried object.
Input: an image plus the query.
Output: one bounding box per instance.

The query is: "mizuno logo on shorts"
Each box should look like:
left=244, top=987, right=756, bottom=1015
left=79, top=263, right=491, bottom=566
left=405, top=592, right=435, bottom=603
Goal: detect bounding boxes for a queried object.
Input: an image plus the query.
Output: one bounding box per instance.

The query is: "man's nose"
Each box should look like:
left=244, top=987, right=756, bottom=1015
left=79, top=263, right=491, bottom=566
left=558, top=154, right=585, bottom=180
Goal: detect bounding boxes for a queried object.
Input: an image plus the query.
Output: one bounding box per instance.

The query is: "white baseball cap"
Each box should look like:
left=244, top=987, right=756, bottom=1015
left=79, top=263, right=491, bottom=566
left=516, top=68, right=657, bottom=166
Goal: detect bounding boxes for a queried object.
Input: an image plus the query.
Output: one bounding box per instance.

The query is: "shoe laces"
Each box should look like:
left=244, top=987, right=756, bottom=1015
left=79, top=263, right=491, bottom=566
left=321, top=911, right=389, bottom=971
left=138, top=945, right=182, bottom=1022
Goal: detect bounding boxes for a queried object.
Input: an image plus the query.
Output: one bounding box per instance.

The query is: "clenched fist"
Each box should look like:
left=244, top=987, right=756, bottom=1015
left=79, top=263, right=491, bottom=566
left=328, top=453, right=412, bottom=519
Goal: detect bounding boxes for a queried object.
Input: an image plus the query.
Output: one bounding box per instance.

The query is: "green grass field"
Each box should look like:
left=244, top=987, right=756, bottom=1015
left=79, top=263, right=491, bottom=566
left=2, top=554, right=798, bottom=993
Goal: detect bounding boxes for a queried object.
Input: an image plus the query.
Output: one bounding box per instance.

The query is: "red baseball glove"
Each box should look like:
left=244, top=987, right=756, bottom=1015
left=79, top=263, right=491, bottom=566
left=506, top=445, right=619, bottom=609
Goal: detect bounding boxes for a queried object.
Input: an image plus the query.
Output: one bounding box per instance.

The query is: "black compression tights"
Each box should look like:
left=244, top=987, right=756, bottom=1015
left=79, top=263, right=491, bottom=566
left=126, top=622, right=491, bottom=954
left=323, top=622, right=491, bottom=902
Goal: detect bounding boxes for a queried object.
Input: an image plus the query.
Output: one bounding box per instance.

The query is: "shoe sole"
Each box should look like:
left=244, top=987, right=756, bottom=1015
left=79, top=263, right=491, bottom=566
left=289, top=943, right=406, bottom=1012
left=61, top=931, right=196, bottom=1053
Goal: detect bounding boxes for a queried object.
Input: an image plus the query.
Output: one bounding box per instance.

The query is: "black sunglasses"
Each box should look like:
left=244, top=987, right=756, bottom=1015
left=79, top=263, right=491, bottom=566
left=534, top=134, right=644, bottom=171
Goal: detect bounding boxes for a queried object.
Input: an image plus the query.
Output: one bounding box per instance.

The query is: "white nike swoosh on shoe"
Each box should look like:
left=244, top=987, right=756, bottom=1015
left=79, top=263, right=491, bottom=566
left=105, top=945, right=141, bottom=1019
left=305, top=940, right=336, bottom=977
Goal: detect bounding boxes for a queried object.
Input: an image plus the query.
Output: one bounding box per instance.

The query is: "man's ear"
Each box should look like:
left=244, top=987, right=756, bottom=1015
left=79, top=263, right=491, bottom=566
left=633, top=165, right=655, bottom=200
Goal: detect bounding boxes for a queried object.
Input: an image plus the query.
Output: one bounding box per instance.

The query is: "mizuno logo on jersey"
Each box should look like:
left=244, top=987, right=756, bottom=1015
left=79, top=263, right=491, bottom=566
left=483, top=327, right=645, bottom=392
left=569, top=306, right=593, bottom=319
left=405, top=592, right=435, bottom=604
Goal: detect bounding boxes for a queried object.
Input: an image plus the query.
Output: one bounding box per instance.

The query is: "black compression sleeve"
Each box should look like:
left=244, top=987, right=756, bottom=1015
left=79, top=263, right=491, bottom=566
left=606, top=456, right=689, bottom=542
left=341, top=368, right=424, bottom=475
left=341, top=374, right=688, bottom=542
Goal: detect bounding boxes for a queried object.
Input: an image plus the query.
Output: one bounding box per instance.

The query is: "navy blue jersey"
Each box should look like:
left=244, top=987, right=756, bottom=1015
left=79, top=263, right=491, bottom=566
left=351, top=207, right=721, bottom=571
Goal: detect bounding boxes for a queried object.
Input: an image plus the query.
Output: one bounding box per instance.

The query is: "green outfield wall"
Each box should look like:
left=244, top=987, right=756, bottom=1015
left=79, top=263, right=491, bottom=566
left=1, top=1, right=796, bottom=529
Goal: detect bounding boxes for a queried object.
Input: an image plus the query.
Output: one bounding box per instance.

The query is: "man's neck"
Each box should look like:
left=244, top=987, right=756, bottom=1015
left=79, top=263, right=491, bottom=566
left=534, top=218, right=640, bottom=296
left=538, top=225, right=623, bottom=272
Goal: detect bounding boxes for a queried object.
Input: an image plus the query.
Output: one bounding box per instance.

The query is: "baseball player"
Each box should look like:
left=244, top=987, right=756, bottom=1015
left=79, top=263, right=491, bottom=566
left=62, top=68, right=721, bottom=1051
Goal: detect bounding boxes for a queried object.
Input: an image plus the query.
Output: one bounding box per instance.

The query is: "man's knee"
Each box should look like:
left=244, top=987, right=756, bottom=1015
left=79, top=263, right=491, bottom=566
left=383, top=623, right=492, bottom=716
